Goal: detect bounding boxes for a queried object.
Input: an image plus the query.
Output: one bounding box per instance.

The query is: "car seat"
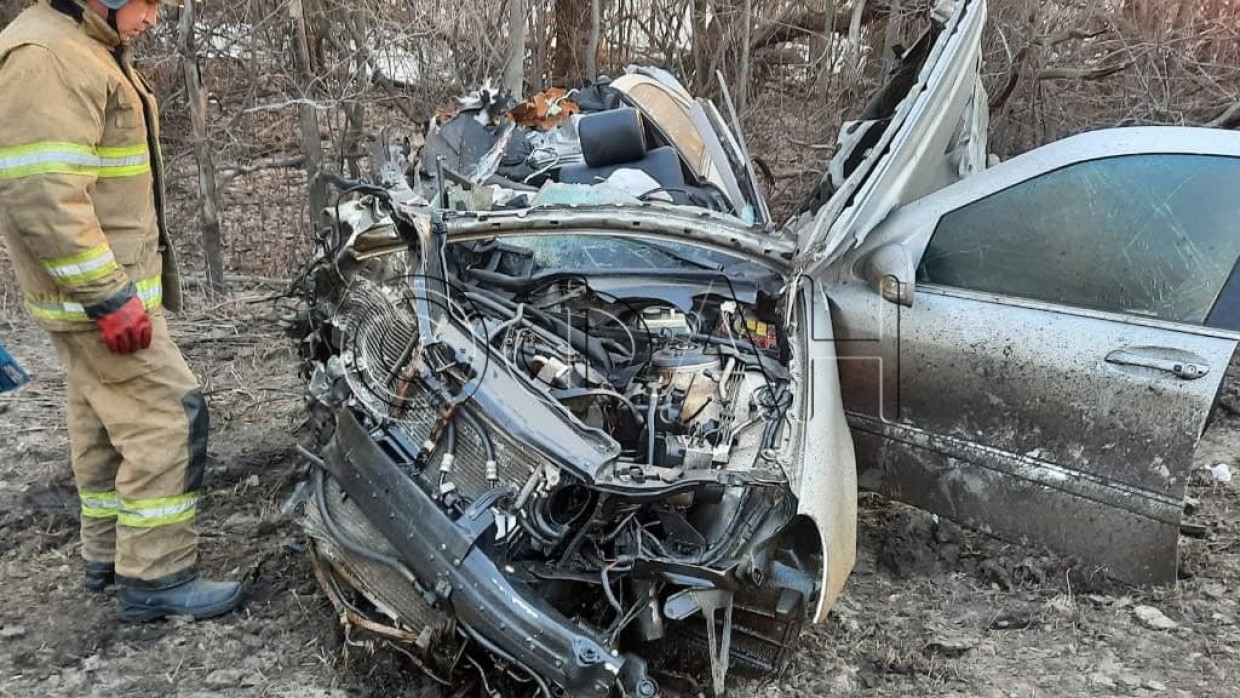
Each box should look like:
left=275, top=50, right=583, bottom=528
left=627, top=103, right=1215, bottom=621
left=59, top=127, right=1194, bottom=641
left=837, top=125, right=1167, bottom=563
left=558, top=108, right=687, bottom=192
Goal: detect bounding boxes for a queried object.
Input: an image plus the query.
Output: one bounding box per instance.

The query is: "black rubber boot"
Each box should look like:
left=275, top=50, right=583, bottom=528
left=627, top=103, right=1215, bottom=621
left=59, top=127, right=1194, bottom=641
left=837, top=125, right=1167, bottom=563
left=84, top=561, right=115, bottom=592
left=117, top=574, right=245, bottom=623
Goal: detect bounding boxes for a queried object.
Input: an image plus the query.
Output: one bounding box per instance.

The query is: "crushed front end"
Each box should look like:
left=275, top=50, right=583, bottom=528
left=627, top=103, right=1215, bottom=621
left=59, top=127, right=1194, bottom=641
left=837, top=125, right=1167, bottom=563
left=284, top=109, right=827, bottom=698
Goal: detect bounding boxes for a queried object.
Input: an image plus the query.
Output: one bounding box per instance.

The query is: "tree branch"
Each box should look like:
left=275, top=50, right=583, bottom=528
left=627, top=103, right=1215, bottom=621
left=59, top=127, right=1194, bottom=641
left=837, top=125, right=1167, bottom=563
left=216, top=155, right=308, bottom=190
left=1036, top=60, right=1134, bottom=81
left=1207, top=101, right=1240, bottom=129
left=750, top=3, right=880, bottom=52
left=1040, top=26, right=1109, bottom=46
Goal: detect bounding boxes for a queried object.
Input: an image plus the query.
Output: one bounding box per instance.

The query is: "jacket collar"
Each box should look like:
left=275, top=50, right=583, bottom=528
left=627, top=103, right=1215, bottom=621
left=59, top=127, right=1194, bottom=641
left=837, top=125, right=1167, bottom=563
left=44, top=0, right=124, bottom=48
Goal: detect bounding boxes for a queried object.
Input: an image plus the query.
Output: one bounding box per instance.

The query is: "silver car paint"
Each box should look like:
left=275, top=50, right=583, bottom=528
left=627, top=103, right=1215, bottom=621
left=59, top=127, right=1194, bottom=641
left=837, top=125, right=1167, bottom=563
left=824, top=127, right=1240, bottom=583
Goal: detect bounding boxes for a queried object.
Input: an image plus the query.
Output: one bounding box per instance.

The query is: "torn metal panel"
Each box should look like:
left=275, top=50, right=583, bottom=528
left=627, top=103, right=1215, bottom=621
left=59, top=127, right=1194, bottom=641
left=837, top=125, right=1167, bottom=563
left=854, top=415, right=1184, bottom=582
left=792, top=0, right=989, bottom=275
left=786, top=281, right=857, bottom=620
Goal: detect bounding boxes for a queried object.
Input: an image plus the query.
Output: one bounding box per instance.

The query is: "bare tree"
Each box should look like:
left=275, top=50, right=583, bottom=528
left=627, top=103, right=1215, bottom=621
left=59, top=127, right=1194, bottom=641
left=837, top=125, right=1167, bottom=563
left=553, top=0, right=591, bottom=85
left=504, top=0, right=527, bottom=95
left=585, top=0, right=601, bottom=80
left=288, top=0, right=328, bottom=225
left=883, top=0, right=903, bottom=74
left=177, top=2, right=225, bottom=296
left=737, top=0, right=752, bottom=114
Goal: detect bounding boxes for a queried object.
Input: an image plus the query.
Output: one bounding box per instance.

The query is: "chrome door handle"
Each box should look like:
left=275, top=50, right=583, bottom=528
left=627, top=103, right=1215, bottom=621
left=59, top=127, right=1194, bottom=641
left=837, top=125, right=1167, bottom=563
left=1105, top=348, right=1209, bottom=380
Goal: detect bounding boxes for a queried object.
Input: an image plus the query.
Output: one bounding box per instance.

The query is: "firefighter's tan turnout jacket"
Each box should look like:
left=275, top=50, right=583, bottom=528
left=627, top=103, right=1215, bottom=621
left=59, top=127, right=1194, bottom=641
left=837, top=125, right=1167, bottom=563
left=0, top=0, right=182, bottom=332
left=0, top=1, right=202, bottom=585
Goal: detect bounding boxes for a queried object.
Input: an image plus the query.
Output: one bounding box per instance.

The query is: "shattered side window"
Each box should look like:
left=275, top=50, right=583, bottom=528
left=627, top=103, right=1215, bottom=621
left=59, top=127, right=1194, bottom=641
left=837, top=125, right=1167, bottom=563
left=918, top=154, right=1240, bottom=324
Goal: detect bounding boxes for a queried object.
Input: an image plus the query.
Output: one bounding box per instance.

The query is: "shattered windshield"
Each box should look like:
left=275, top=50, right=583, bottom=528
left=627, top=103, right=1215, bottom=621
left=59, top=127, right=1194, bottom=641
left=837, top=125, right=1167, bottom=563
left=499, top=234, right=772, bottom=275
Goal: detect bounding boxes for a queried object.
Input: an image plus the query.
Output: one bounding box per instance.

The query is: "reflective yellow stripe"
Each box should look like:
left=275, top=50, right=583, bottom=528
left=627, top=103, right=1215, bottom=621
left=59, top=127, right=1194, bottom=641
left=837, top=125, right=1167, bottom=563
left=24, top=274, right=163, bottom=323
left=0, top=142, right=100, bottom=180
left=97, top=144, right=151, bottom=178
left=43, top=243, right=120, bottom=287
left=46, top=243, right=112, bottom=269
left=24, top=298, right=89, bottom=322
left=96, top=144, right=148, bottom=158
left=135, top=276, right=162, bottom=307
left=0, top=141, right=150, bottom=180
left=117, top=493, right=197, bottom=528
left=98, top=163, right=151, bottom=178
left=80, top=490, right=119, bottom=519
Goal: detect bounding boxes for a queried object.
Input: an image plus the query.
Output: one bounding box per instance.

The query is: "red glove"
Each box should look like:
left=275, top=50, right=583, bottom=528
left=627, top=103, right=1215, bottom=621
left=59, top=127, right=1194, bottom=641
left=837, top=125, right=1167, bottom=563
left=96, top=296, right=152, bottom=355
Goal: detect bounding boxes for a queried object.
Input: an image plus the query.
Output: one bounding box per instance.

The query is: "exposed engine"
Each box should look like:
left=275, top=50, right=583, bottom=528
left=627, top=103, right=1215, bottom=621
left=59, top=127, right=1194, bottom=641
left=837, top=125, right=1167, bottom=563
left=284, top=83, right=818, bottom=697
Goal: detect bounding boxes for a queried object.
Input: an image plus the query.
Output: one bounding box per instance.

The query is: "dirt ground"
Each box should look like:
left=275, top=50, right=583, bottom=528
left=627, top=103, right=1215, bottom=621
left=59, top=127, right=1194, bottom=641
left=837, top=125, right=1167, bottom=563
left=1, top=290, right=1238, bottom=698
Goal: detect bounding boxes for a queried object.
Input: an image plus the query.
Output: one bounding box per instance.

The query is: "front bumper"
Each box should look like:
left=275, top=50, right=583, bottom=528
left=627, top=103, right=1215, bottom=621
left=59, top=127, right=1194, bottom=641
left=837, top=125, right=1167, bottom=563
left=320, top=408, right=658, bottom=697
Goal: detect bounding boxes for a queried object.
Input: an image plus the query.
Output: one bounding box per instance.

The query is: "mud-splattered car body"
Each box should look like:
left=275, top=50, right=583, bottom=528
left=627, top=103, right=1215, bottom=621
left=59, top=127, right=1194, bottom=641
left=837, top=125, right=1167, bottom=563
left=283, top=0, right=1240, bottom=694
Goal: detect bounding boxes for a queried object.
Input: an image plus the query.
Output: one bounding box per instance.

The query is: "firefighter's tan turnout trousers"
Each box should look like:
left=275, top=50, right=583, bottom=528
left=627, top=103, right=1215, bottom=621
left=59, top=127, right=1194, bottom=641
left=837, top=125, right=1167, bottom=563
left=49, top=315, right=206, bottom=586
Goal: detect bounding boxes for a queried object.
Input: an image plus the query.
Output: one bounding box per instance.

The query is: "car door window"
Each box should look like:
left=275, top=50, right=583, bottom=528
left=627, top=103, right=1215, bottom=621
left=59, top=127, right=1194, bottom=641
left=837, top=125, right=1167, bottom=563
left=917, top=153, right=1240, bottom=324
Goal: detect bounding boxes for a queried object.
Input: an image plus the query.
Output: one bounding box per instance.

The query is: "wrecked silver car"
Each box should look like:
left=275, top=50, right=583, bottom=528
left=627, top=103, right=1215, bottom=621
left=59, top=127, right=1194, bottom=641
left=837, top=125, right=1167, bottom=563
left=283, top=0, right=1240, bottom=694
left=284, top=76, right=850, bottom=696
left=285, top=67, right=851, bottom=696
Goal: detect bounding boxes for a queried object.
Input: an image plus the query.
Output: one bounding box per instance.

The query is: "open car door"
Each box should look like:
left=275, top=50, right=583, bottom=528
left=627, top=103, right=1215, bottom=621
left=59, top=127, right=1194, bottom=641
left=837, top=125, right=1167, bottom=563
left=827, top=128, right=1240, bottom=584
left=792, top=0, right=1240, bottom=583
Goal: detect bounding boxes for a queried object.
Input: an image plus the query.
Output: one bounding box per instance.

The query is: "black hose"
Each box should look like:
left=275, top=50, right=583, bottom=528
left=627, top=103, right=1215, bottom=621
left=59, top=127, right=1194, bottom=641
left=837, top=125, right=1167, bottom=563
left=757, top=385, right=793, bottom=450
left=306, top=458, right=430, bottom=598
left=690, top=333, right=790, bottom=382
left=464, top=288, right=614, bottom=373
left=521, top=304, right=615, bottom=373
left=466, top=292, right=575, bottom=356
left=517, top=511, right=558, bottom=547
left=601, top=564, right=623, bottom=614
left=457, top=407, right=495, bottom=463
left=529, top=501, right=569, bottom=542
left=682, top=396, right=714, bottom=424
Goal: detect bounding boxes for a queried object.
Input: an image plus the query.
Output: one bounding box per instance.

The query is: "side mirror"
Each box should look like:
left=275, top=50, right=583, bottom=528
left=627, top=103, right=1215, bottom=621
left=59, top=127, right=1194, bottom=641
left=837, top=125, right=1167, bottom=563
left=857, top=243, right=915, bottom=307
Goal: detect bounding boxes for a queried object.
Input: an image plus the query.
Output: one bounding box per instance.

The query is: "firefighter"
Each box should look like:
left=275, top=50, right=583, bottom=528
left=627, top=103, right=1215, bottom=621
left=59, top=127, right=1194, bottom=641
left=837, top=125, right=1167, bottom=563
left=0, top=0, right=244, bottom=621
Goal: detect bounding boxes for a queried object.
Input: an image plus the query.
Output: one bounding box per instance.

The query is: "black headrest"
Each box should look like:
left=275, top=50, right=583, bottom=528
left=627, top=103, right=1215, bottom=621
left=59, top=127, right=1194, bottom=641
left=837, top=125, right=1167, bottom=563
left=558, top=146, right=686, bottom=193
left=578, top=108, right=648, bottom=168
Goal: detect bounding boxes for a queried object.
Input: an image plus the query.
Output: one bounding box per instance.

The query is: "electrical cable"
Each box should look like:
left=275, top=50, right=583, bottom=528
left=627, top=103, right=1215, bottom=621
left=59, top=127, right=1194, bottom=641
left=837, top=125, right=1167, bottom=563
left=458, top=622, right=552, bottom=698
